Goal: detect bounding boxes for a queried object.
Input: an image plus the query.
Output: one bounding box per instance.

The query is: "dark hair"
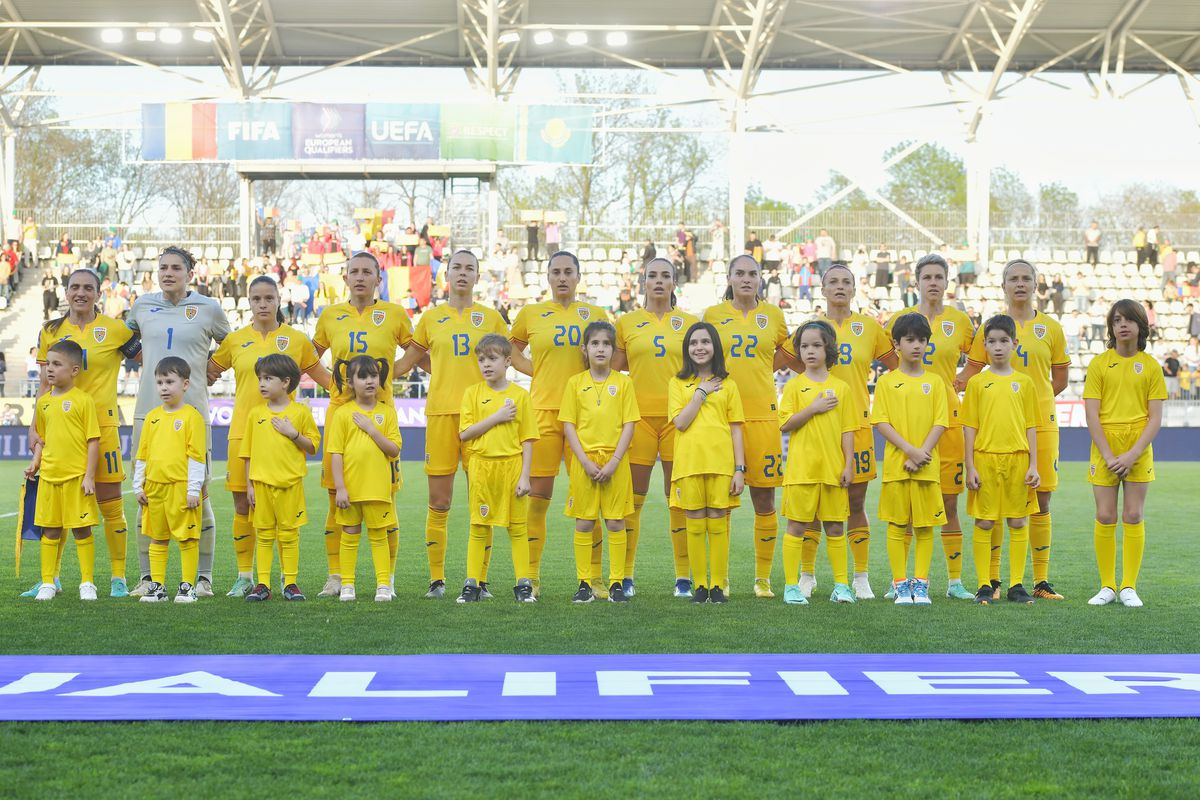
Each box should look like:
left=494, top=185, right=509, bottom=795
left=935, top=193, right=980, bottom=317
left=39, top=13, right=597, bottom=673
left=792, top=320, right=838, bottom=369
left=723, top=254, right=762, bottom=301
left=159, top=245, right=196, bottom=273
left=643, top=257, right=678, bottom=308
left=248, top=275, right=286, bottom=324
left=547, top=250, right=580, bottom=274
left=983, top=314, right=1017, bottom=340
left=43, top=268, right=101, bottom=336
left=677, top=321, right=728, bottom=380
left=348, top=250, right=383, bottom=277
left=1106, top=299, right=1150, bottom=351
left=333, top=355, right=389, bottom=394
left=580, top=320, right=616, bottom=368
left=914, top=253, right=949, bottom=281
left=155, top=355, right=191, bottom=379
left=47, top=339, right=84, bottom=366
left=475, top=333, right=511, bottom=357
left=449, top=249, right=480, bottom=268
left=891, top=312, right=932, bottom=343
left=254, top=353, right=301, bottom=394
left=822, top=262, right=855, bottom=284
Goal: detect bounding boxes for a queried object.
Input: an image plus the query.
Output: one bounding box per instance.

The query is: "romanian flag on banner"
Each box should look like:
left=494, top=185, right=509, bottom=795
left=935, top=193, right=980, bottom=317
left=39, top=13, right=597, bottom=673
left=14, top=476, right=41, bottom=580
left=141, top=102, right=218, bottom=161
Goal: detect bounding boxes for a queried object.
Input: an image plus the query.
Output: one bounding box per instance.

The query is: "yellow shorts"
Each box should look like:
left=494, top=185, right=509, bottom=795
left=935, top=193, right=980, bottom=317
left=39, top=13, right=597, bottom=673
left=96, top=426, right=125, bottom=483
left=335, top=500, right=398, bottom=530
left=34, top=475, right=99, bottom=529
left=782, top=483, right=849, bottom=523
left=425, top=414, right=469, bottom=476
left=468, top=455, right=528, bottom=526
left=225, top=450, right=248, bottom=493
left=531, top=409, right=568, bottom=478
left=564, top=450, right=634, bottom=521
left=324, top=443, right=403, bottom=492
left=1089, top=423, right=1156, bottom=486
left=629, top=416, right=677, bottom=467
left=743, top=418, right=784, bottom=489
left=939, top=427, right=965, bottom=495
left=670, top=474, right=742, bottom=512
left=967, top=451, right=1037, bottom=521
left=1035, top=428, right=1060, bottom=493
left=850, top=426, right=877, bottom=484
left=879, top=479, right=946, bottom=528
left=251, top=481, right=308, bottom=530
left=142, top=480, right=201, bottom=541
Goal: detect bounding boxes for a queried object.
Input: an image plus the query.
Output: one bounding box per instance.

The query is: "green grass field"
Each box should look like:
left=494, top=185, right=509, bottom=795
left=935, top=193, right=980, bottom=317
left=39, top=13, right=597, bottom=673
left=3, top=460, right=1200, bottom=797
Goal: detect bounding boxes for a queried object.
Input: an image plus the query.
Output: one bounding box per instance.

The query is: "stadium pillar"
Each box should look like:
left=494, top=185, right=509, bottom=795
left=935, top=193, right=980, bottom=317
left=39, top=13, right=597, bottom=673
left=0, top=133, right=14, bottom=231
left=487, top=180, right=499, bottom=254
left=239, top=175, right=253, bottom=259
left=728, top=103, right=748, bottom=258
left=965, top=138, right=991, bottom=268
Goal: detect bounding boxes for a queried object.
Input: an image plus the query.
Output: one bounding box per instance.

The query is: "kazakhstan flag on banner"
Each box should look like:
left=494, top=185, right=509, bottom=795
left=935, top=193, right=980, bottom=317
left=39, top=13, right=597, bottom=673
left=518, top=105, right=594, bottom=165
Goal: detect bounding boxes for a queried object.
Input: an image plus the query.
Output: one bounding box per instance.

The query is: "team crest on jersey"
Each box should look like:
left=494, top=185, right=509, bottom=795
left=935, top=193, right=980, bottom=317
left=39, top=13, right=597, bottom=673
left=1012, top=382, right=1021, bottom=393
left=479, top=504, right=489, bottom=519
left=921, top=383, right=931, bottom=395
left=92, top=327, right=107, bottom=344
left=374, top=413, right=384, bottom=425
left=850, top=322, right=864, bottom=336
left=61, top=400, right=71, bottom=412
left=755, top=313, right=768, bottom=330
left=577, top=307, right=591, bottom=322
left=670, top=316, right=684, bottom=332
left=173, top=419, right=183, bottom=431
left=1134, top=361, right=1144, bottom=374
left=608, top=384, right=618, bottom=397
left=275, top=335, right=290, bottom=352
left=941, top=321, right=954, bottom=337
left=470, top=311, right=484, bottom=328
left=184, top=306, right=199, bottom=322
left=1033, top=323, right=1047, bottom=339
left=372, top=310, right=386, bottom=327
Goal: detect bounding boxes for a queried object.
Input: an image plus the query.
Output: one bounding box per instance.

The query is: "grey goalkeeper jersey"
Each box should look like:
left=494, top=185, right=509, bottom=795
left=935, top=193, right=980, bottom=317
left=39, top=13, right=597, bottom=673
left=127, top=291, right=231, bottom=422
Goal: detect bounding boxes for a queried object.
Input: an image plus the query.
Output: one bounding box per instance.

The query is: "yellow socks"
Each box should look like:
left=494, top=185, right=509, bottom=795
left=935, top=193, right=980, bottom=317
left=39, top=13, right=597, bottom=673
left=886, top=524, right=908, bottom=583
left=607, top=527, right=627, bottom=586
left=527, top=496, right=551, bottom=581
left=368, top=527, right=391, bottom=586
left=424, top=507, right=449, bottom=583
left=98, top=497, right=127, bottom=579
left=233, top=512, right=255, bottom=577
left=324, top=503, right=340, bottom=577
left=467, top=524, right=490, bottom=583
left=1122, top=521, right=1145, bottom=591
left=278, top=528, right=300, bottom=586
left=480, top=527, right=493, bottom=583
left=972, top=525, right=992, bottom=590
left=913, top=526, right=934, bottom=581
left=826, top=534, right=848, bottom=585
left=848, top=526, right=870, bottom=574
left=149, top=540, right=168, bottom=584
left=669, top=508, right=689, bottom=579
left=1008, top=523, right=1029, bottom=587
left=55, top=534, right=67, bottom=575
left=753, top=512, right=777, bottom=581
left=573, top=528, right=593, bottom=583
left=255, top=528, right=277, bottom=587
left=179, top=538, right=199, bottom=585
left=782, top=534, right=804, bottom=586
left=1030, top=512, right=1052, bottom=584
left=800, top=526, right=819, bottom=574
left=338, top=531, right=360, bottom=586
left=1093, top=521, right=1117, bottom=589
left=509, top=523, right=531, bottom=582
left=685, top=516, right=708, bottom=588
left=40, top=536, right=60, bottom=584
left=941, top=530, right=964, bottom=581
left=75, top=535, right=95, bottom=585
left=624, top=494, right=645, bottom=579
left=709, top=515, right=730, bottom=591
left=590, top=528, right=604, bottom=587
left=387, top=526, right=399, bottom=582
left=990, top=525, right=1004, bottom=584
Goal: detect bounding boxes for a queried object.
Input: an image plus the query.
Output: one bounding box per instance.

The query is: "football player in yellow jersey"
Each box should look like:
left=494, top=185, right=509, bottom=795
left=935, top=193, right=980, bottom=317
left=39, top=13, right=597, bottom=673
left=883, top=254, right=974, bottom=600
left=962, top=315, right=1040, bottom=606
left=960, top=259, right=1071, bottom=601
left=703, top=254, right=794, bottom=599
left=312, top=252, right=416, bottom=598
left=1084, top=300, right=1165, bottom=609
left=669, top=322, right=746, bottom=604
left=207, top=275, right=328, bottom=598
left=778, top=321, right=857, bottom=606
left=509, top=251, right=609, bottom=596
left=26, top=340, right=101, bottom=602
left=327, top=355, right=403, bottom=603
left=612, top=257, right=698, bottom=598
left=800, top=263, right=897, bottom=601
left=560, top=321, right=640, bottom=604
left=28, top=268, right=139, bottom=598
left=393, top=250, right=507, bottom=599
left=872, top=313, right=948, bottom=606
left=132, top=357, right=207, bottom=604
left=457, top=335, right=538, bottom=603
left=241, top=355, right=321, bottom=603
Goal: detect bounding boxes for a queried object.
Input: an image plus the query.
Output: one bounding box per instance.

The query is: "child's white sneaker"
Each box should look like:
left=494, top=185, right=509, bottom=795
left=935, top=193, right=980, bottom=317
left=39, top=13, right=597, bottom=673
left=79, top=582, right=98, bottom=601
left=35, top=583, right=56, bottom=601
left=375, top=585, right=394, bottom=602
left=339, top=584, right=356, bottom=602
left=1088, top=587, right=1117, bottom=606
left=1119, top=587, right=1143, bottom=607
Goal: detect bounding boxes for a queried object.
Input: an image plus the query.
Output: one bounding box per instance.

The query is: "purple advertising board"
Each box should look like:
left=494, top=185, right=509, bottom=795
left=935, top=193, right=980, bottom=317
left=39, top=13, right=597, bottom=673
left=291, top=103, right=365, bottom=159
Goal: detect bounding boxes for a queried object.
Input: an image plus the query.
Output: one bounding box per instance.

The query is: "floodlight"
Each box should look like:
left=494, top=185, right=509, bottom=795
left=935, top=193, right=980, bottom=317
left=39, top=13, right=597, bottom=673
left=135, top=30, right=156, bottom=42
left=158, top=28, right=183, bottom=44
left=193, top=29, right=214, bottom=43
left=533, top=30, right=554, bottom=45
left=100, top=28, right=124, bottom=45
left=566, top=31, right=588, bottom=46
left=605, top=31, right=628, bottom=47
left=498, top=30, right=520, bottom=45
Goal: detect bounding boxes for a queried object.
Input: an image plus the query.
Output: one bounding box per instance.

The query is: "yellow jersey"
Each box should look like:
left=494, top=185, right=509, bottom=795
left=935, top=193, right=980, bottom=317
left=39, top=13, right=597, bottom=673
left=509, top=300, right=609, bottom=411
left=884, top=305, right=973, bottom=428
left=702, top=301, right=790, bottom=421
left=558, top=370, right=640, bottom=452
left=1083, top=350, right=1167, bottom=426
left=242, top=401, right=320, bottom=487
left=778, top=374, right=857, bottom=486
left=35, top=387, right=100, bottom=482
left=668, top=375, right=746, bottom=479
left=962, top=371, right=1038, bottom=453
left=871, top=370, right=949, bottom=483
left=967, top=311, right=1069, bottom=432
left=459, top=382, right=538, bottom=458
left=615, top=308, right=699, bottom=418
left=325, top=400, right=402, bottom=503
left=137, top=404, right=206, bottom=484
left=209, top=323, right=320, bottom=442
left=411, top=302, right=508, bottom=416
left=821, top=311, right=894, bottom=430
left=313, top=300, right=413, bottom=409
left=37, top=314, right=136, bottom=428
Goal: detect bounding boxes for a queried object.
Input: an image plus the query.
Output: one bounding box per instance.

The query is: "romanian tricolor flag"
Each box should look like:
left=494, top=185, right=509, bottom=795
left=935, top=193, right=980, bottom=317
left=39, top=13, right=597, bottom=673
left=141, top=102, right=218, bottom=160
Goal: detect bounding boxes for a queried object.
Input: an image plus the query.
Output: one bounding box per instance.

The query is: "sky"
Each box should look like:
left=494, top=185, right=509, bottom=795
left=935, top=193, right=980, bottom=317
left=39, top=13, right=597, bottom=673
left=28, top=62, right=1200, bottom=209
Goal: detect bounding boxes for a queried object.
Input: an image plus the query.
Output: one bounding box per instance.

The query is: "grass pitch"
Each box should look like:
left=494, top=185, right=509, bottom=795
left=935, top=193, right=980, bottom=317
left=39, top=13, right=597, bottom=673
left=3, top=461, right=1199, bottom=797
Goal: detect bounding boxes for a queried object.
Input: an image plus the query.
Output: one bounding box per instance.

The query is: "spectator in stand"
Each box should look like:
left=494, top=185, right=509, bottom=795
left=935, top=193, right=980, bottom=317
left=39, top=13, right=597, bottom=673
left=1072, top=271, right=1091, bottom=313
left=616, top=282, right=636, bottom=314
left=1183, top=335, right=1200, bottom=369
left=1163, top=350, right=1181, bottom=399
left=1133, top=226, right=1148, bottom=266
left=1146, top=300, right=1160, bottom=343
left=0, top=351, right=6, bottom=396
left=765, top=269, right=783, bottom=305
left=1146, top=225, right=1160, bottom=267
left=796, top=260, right=814, bottom=301
left=259, top=214, right=277, bottom=257
left=814, top=228, right=836, bottom=276
left=545, top=219, right=561, bottom=254
left=1035, top=273, right=1051, bottom=313
left=56, top=233, right=73, bottom=257
left=1088, top=300, right=1107, bottom=345
left=117, top=245, right=135, bottom=286
left=24, top=346, right=38, bottom=396
left=41, top=273, right=58, bottom=320
left=525, top=218, right=540, bottom=261
left=710, top=220, right=726, bottom=265
left=1186, top=262, right=1200, bottom=298
left=1084, top=221, right=1101, bottom=267
left=1063, top=309, right=1085, bottom=355
left=850, top=245, right=869, bottom=284
left=763, top=233, right=783, bottom=271
left=348, top=224, right=367, bottom=254
left=1161, top=238, right=1178, bottom=289
left=746, top=231, right=763, bottom=262
left=1189, top=303, right=1200, bottom=339
left=21, top=216, right=37, bottom=269
left=1051, top=273, right=1066, bottom=318
left=957, top=243, right=977, bottom=286
left=801, top=237, right=817, bottom=272
left=1163, top=279, right=1180, bottom=302
left=872, top=244, right=891, bottom=288
left=895, top=254, right=913, bottom=304
left=675, top=221, right=688, bottom=252
left=967, top=307, right=983, bottom=330
left=641, top=239, right=656, bottom=268
left=0, top=249, right=10, bottom=301
left=684, top=229, right=697, bottom=283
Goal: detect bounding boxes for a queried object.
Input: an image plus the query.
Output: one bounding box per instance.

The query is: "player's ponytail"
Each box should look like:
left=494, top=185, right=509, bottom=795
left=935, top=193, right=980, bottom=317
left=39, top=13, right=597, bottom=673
left=43, top=268, right=101, bottom=336
left=332, top=358, right=349, bottom=394
left=336, top=355, right=390, bottom=395
left=374, top=357, right=390, bottom=386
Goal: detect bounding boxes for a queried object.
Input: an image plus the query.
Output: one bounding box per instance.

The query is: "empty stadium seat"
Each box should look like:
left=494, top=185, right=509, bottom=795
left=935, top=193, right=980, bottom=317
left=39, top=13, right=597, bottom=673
left=218, top=246, right=234, bottom=260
